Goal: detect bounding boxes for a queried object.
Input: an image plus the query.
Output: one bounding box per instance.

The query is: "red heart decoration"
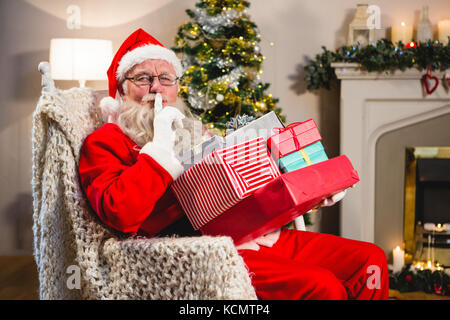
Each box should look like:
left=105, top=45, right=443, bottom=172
left=422, top=74, right=439, bottom=95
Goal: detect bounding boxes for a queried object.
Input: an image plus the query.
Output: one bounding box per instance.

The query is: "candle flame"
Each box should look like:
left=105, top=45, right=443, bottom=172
left=401, top=22, right=406, bottom=27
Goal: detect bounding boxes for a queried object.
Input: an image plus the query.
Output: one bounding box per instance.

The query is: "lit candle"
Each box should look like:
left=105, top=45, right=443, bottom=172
left=391, top=22, right=413, bottom=45
left=431, top=230, right=435, bottom=265
left=438, top=20, right=450, bottom=45
left=393, top=246, right=405, bottom=273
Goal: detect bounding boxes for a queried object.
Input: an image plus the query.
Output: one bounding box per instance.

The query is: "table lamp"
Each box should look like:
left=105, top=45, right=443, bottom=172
left=49, top=38, right=113, bottom=87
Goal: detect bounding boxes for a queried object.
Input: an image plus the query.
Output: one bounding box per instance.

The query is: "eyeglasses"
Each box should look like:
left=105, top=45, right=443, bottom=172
left=125, top=73, right=179, bottom=87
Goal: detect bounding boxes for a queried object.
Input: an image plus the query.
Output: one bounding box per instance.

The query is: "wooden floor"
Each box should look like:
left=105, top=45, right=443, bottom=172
left=0, top=256, right=39, bottom=300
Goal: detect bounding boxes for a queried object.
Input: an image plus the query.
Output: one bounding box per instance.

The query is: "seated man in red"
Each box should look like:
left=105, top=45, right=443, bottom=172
left=79, top=28, right=389, bottom=300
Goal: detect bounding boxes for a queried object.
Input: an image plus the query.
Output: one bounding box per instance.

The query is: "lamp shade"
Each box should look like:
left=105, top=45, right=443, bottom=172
left=49, top=38, right=113, bottom=81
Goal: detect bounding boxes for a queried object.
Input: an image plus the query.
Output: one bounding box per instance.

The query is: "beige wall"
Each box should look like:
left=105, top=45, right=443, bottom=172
left=1, top=0, right=449, bottom=254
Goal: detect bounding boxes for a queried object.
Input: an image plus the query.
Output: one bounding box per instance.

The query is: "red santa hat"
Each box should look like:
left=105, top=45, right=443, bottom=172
left=100, top=28, right=183, bottom=119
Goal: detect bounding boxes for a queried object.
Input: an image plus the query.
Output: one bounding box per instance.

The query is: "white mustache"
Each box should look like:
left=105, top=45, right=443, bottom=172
left=142, top=93, right=169, bottom=104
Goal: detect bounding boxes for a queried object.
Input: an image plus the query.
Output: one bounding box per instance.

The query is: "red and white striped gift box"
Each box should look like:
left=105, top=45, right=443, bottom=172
left=172, top=137, right=281, bottom=230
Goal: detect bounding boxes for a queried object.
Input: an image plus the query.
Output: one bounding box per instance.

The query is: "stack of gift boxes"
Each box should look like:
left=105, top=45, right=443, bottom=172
left=267, top=119, right=328, bottom=172
left=172, top=112, right=360, bottom=245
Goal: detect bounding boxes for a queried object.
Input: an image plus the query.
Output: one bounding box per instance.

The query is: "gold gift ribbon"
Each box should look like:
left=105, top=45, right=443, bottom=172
left=299, top=148, right=313, bottom=166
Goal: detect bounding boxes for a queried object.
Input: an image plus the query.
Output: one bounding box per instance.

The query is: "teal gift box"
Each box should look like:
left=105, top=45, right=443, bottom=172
left=279, top=141, right=328, bottom=173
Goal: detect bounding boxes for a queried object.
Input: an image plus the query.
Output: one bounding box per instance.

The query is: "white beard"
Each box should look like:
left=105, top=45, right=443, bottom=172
left=114, top=96, right=208, bottom=154
left=115, top=96, right=155, bottom=148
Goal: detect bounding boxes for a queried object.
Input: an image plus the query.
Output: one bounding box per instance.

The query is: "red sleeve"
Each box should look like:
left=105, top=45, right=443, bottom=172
left=78, top=124, right=174, bottom=234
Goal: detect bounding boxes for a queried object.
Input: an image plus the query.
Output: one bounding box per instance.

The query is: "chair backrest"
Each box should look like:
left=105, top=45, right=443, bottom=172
left=32, top=63, right=119, bottom=298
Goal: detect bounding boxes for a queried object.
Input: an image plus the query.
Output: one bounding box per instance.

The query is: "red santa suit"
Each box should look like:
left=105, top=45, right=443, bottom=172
left=79, top=28, right=389, bottom=300
left=79, top=122, right=389, bottom=300
left=79, top=122, right=196, bottom=236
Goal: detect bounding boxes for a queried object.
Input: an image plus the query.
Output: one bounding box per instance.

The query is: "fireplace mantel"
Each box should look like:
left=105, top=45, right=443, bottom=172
left=332, top=63, right=449, bottom=80
left=332, top=63, right=450, bottom=243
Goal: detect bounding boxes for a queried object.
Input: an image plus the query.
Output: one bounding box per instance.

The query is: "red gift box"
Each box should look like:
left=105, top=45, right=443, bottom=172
left=200, top=155, right=359, bottom=245
left=267, top=119, right=322, bottom=159
left=172, top=137, right=281, bottom=230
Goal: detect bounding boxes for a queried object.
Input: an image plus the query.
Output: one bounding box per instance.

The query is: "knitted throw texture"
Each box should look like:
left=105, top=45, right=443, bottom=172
left=31, top=87, right=257, bottom=300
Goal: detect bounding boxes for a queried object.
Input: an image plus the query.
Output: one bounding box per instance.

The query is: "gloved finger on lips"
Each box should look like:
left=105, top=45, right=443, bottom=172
left=154, top=93, right=163, bottom=114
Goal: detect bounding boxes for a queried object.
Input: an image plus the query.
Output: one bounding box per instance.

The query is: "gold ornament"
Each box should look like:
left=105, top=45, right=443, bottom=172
left=224, top=91, right=241, bottom=105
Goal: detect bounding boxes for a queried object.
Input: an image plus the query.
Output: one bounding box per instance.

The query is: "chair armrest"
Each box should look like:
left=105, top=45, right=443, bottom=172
left=101, top=235, right=257, bottom=300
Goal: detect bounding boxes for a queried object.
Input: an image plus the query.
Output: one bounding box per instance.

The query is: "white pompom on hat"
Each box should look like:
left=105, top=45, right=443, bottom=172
left=99, top=96, right=120, bottom=123
left=99, top=28, right=182, bottom=121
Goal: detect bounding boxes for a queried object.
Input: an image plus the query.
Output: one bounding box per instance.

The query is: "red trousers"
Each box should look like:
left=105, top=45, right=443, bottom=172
left=238, top=229, right=389, bottom=300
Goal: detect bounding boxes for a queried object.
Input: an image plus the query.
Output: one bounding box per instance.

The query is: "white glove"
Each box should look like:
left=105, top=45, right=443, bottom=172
left=254, top=229, right=281, bottom=247
left=320, top=189, right=347, bottom=207
left=235, top=229, right=281, bottom=251
left=140, top=93, right=185, bottom=180
left=152, top=93, right=184, bottom=154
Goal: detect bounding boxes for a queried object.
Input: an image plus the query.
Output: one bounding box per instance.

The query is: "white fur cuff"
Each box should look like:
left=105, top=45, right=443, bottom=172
left=140, top=142, right=184, bottom=180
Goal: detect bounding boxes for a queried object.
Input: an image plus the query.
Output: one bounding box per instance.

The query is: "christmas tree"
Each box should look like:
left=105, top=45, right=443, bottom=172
left=172, top=0, right=284, bottom=134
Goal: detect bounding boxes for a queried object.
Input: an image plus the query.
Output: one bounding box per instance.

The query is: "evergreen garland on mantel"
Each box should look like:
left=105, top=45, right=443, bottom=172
left=304, top=38, right=450, bottom=91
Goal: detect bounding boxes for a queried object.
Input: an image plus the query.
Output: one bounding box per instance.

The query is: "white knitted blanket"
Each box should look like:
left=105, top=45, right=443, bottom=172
left=31, top=87, right=257, bottom=300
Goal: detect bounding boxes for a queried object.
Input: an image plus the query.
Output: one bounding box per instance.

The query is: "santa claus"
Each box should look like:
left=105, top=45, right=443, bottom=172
left=79, top=28, right=389, bottom=300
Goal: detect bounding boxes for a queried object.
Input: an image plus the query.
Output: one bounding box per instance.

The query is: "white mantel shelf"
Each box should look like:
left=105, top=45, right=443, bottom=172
left=332, top=63, right=450, bottom=243
left=332, top=62, right=449, bottom=80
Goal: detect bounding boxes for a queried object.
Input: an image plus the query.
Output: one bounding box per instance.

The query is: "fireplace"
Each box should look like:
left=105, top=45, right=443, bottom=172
left=332, top=62, right=450, bottom=263
left=404, top=147, right=450, bottom=267
left=374, top=114, right=450, bottom=265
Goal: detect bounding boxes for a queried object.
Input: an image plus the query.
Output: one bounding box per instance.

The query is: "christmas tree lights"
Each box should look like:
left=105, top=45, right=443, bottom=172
left=172, top=0, right=283, bottom=133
